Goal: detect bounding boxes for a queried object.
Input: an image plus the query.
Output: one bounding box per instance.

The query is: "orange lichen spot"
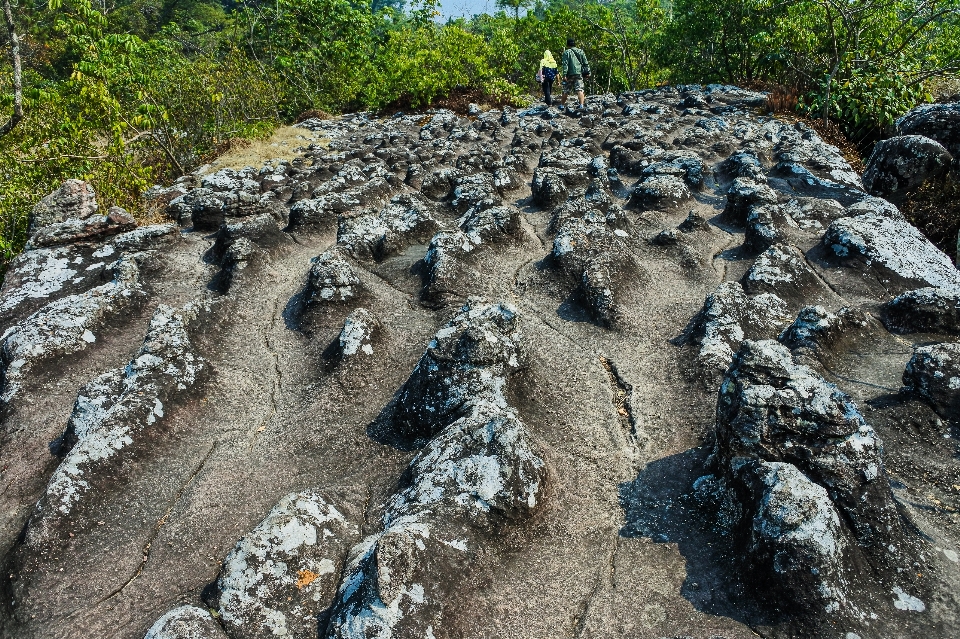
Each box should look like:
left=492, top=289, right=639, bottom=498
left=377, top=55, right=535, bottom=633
left=296, top=569, right=319, bottom=589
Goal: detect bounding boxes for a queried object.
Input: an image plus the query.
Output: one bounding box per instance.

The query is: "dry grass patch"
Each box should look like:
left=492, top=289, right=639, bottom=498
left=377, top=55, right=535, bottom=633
left=198, top=125, right=329, bottom=174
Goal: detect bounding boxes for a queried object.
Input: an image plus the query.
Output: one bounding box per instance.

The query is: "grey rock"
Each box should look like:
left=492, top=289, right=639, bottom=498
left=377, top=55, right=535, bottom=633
left=705, top=339, right=904, bottom=620
left=897, top=102, right=960, bottom=157
left=28, top=207, right=137, bottom=249
left=631, top=175, right=691, bottom=207
left=337, top=308, right=381, bottom=359
left=903, top=342, right=960, bottom=419
left=722, top=178, right=779, bottom=225
left=20, top=301, right=208, bottom=545
left=337, top=194, right=440, bottom=261
left=29, top=180, right=99, bottom=234
left=741, top=243, right=827, bottom=308
left=863, top=135, right=953, bottom=199
left=211, top=490, right=361, bottom=639
left=305, top=249, right=362, bottom=305
left=326, top=301, right=546, bottom=639
left=683, top=282, right=790, bottom=373
left=0, top=256, right=146, bottom=404
left=820, top=211, right=960, bottom=293
left=882, top=287, right=960, bottom=334
left=778, top=305, right=871, bottom=354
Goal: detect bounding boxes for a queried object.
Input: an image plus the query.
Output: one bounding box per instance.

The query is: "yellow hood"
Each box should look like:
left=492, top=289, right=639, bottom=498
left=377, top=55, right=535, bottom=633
left=540, top=50, right=557, bottom=69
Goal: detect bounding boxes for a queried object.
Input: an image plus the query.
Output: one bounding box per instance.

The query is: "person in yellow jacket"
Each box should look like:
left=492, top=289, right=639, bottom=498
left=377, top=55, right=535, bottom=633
left=535, top=50, right=559, bottom=106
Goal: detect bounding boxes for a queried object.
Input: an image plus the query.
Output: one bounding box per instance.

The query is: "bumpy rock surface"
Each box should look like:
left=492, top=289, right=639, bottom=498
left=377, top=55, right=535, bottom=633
left=2, top=88, right=959, bottom=639
left=144, top=607, right=229, bottom=639
left=882, top=287, right=960, bottom=334
left=863, top=135, right=953, bottom=199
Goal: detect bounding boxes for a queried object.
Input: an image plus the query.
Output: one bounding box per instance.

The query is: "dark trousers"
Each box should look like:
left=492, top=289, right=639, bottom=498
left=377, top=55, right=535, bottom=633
left=542, top=79, right=553, bottom=105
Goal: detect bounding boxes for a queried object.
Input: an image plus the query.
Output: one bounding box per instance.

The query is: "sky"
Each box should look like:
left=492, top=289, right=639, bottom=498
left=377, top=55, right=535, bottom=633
left=437, top=0, right=499, bottom=18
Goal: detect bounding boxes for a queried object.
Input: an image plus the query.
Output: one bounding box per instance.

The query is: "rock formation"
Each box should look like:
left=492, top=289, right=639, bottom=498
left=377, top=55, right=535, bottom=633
left=1, top=86, right=959, bottom=639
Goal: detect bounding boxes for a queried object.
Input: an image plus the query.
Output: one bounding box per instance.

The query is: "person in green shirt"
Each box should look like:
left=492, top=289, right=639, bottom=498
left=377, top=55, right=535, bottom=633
left=560, top=37, right=591, bottom=111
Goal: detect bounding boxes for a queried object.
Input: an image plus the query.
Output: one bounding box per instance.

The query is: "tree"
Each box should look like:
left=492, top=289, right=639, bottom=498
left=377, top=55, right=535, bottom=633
left=0, top=0, right=21, bottom=136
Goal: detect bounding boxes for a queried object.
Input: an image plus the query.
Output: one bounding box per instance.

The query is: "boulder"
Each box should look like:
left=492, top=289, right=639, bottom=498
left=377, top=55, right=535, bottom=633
left=144, top=606, right=229, bottom=639
left=305, top=249, right=362, bottom=305
left=740, top=243, right=829, bottom=308
left=701, top=339, right=906, bottom=621
left=337, top=308, right=381, bottom=359
left=0, top=257, right=146, bottom=404
left=862, top=135, right=953, bottom=199
left=897, top=102, right=960, bottom=157
left=903, top=342, right=960, bottom=419
left=552, top=217, right=636, bottom=327
left=211, top=490, right=360, bottom=639
left=21, top=301, right=208, bottom=544
left=778, top=305, right=871, bottom=355
left=337, top=194, right=440, bottom=261
left=29, top=180, right=99, bottom=234
left=882, top=287, right=960, bottom=334
left=29, top=207, right=136, bottom=249
left=721, top=177, right=779, bottom=225
left=683, top=282, right=790, bottom=373
left=820, top=212, right=960, bottom=293
left=371, top=300, right=522, bottom=447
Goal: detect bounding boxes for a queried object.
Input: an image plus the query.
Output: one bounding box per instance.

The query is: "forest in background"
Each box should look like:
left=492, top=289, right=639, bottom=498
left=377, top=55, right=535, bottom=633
left=0, top=0, right=958, bottom=269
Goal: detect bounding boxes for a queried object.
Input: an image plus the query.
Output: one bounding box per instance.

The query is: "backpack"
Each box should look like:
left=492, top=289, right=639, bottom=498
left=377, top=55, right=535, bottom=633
left=574, top=48, right=591, bottom=77
left=543, top=67, right=558, bottom=82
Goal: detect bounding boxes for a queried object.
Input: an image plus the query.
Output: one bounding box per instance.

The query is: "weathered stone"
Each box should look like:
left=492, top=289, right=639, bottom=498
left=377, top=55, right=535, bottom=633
left=683, top=282, right=790, bottom=373
left=337, top=194, right=440, bottom=261
left=863, top=135, right=953, bottom=199
left=882, top=287, right=960, bottom=334
left=0, top=257, right=145, bottom=404
left=820, top=212, right=960, bottom=293
left=722, top=178, right=779, bottom=225
left=29, top=207, right=137, bottom=249
left=21, top=301, right=208, bottom=543
left=211, top=490, right=360, bottom=639
left=29, top=180, right=99, bottom=234
left=897, top=102, right=960, bottom=157
left=337, top=308, right=381, bottom=359
left=778, top=305, right=871, bottom=354
left=305, top=249, right=362, bottom=305
left=702, top=339, right=905, bottom=621
left=903, top=342, right=960, bottom=420
left=144, top=606, right=229, bottom=639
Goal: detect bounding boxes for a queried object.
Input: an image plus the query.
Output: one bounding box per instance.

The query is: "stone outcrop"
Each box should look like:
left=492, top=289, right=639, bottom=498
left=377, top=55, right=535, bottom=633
left=29, top=179, right=99, bottom=234
left=903, top=342, right=960, bottom=419
left=326, top=301, right=547, bottom=638
left=897, top=102, right=960, bottom=157
left=699, top=340, right=908, bottom=624
left=863, top=135, right=953, bottom=199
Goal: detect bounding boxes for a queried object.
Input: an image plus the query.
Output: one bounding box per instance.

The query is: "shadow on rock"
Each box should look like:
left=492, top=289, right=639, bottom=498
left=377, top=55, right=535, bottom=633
left=618, top=446, right=778, bottom=628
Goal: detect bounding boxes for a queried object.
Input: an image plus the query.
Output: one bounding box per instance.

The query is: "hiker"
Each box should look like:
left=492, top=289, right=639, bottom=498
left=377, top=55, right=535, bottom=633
left=536, top=50, right=559, bottom=106
left=560, top=37, right=590, bottom=111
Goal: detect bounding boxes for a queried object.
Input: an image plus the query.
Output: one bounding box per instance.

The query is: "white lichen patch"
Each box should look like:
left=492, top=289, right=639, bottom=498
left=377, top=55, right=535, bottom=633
left=892, top=586, right=926, bottom=612
left=339, top=308, right=378, bottom=358
left=0, top=256, right=145, bottom=403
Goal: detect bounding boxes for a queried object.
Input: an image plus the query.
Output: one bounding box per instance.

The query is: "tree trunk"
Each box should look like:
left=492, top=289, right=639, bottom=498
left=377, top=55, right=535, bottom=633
left=0, top=0, right=22, bottom=136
